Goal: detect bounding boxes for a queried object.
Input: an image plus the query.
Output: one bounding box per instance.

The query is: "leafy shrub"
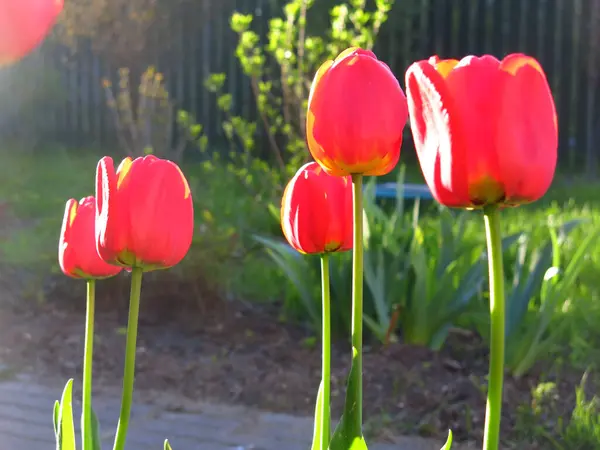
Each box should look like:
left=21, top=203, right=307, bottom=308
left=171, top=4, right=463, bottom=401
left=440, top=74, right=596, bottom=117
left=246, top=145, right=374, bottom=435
left=103, top=67, right=193, bottom=161
left=255, top=169, right=487, bottom=348
left=180, top=152, right=287, bottom=303
left=185, top=0, right=396, bottom=178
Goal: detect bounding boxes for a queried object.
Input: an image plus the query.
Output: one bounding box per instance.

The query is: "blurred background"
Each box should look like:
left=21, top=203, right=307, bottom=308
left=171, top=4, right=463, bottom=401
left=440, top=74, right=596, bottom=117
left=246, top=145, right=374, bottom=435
left=0, top=1, right=599, bottom=449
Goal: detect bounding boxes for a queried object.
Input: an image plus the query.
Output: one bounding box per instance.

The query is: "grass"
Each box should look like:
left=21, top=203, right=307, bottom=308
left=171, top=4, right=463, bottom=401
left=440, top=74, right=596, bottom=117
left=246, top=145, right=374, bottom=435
left=0, top=145, right=101, bottom=276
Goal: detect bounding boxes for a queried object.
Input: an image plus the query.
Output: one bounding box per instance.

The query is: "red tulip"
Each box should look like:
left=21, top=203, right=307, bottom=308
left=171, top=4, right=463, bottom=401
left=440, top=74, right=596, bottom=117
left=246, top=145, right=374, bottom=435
left=306, top=47, right=409, bottom=177
left=59, top=196, right=122, bottom=279
left=281, top=162, right=353, bottom=255
left=0, top=0, right=64, bottom=66
left=95, top=155, right=194, bottom=271
left=405, top=54, right=558, bottom=208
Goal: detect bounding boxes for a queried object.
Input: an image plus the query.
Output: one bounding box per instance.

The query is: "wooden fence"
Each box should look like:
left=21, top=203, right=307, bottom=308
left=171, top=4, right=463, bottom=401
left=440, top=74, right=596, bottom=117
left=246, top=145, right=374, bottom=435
left=0, top=0, right=598, bottom=173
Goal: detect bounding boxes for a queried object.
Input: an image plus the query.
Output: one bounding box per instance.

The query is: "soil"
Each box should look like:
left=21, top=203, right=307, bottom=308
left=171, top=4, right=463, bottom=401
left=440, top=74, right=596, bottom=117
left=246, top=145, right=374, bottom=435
left=0, top=273, right=594, bottom=450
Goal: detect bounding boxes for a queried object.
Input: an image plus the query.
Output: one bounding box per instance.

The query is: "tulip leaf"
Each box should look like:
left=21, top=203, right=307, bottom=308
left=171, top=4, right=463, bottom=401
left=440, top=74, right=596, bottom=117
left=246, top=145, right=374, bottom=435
left=164, top=439, right=173, bottom=450
left=440, top=430, right=453, bottom=450
left=91, top=407, right=102, bottom=450
left=253, top=235, right=320, bottom=330
left=53, top=400, right=60, bottom=439
left=329, top=358, right=367, bottom=450
left=310, top=381, right=327, bottom=450
left=56, top=379, right=76, bottom=450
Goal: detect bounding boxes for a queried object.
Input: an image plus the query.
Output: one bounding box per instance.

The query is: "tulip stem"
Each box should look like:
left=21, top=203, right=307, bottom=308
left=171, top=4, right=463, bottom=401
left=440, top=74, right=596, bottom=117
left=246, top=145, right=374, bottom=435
left=82, top=279, right=95, bottom=450
left=320, top=253, right=332, bottom=448
left=482, top=205, right=506, bottom=450
left=350, top=173, right=364, bottom=431
left=112, top=267, right=143, bottom=450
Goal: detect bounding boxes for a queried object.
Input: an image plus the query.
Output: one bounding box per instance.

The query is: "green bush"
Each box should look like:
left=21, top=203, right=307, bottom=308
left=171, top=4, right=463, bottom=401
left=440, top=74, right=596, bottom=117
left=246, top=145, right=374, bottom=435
left=255, top=169, right=488, bottom=347
left=255, top=171, right=600, bottom=376
left=179, top=152, right=288, bottom=302
left=181, top=0, right=398, bottom=179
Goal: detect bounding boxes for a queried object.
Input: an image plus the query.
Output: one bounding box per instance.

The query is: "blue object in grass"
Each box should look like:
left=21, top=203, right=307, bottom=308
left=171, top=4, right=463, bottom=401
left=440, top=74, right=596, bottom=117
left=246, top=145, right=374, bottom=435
left=373, top=182, right=433, bottom=200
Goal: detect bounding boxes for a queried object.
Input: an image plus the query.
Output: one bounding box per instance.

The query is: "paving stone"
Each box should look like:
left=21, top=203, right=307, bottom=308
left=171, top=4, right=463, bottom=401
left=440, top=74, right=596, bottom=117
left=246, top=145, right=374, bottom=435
left=0, top=375, right=466, bottom=450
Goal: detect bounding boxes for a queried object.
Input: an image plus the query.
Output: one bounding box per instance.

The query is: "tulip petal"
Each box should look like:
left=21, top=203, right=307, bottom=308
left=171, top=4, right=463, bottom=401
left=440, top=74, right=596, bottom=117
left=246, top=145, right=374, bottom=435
left=405, top=60, right=469, bottom=207
left=444, top=55, right=505, bottom=204
left=58, top=199, right=79, bottom=277
left=119, top=156, right=194, bottom=269
left=495, top=54, right=558, bottom=203
left=308, top=60, right=333, bottom=109
left=430, top=57, right=460, bottom=78
left=96, top=156, right=131, bottom=265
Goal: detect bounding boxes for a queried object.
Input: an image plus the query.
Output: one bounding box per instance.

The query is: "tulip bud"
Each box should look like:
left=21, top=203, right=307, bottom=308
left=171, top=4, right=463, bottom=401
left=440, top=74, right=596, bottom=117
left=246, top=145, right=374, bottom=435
left=95, top=155, right=194, bottom=271
left=59, top=197, right=122, bottom=279
left=281, top=162, right=353, bottom=255
left=307, top=47, right=409, bottom=177
left=0, top=0, right=64, bottom=65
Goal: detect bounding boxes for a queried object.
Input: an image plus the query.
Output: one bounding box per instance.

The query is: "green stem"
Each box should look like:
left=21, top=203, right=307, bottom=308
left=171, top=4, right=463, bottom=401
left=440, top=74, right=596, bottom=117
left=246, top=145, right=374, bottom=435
left=482, top=205, right=506, bottom=450
left=320, top=253, right=332, bottom=448
left=82, top=279, right=95, bottom=450
left=112, top=267, right=143, bottom=450
left=351, top=173, right=364, bottom=430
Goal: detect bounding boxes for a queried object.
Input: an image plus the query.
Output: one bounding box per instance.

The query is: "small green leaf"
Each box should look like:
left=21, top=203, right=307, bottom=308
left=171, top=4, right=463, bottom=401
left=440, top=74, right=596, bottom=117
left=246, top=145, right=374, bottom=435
left=164, top=439, right=173, bottom=450
left=329, top=356, right=367, bottom=450
left=57, top=379, right=76, bottom=450
left=310, top=381, right=326, bottom=450
left=91, top=407, right=102, bottom=450
left=53, top=400, right=60, bottom=439
left=440, top=430, right=453, bottom=449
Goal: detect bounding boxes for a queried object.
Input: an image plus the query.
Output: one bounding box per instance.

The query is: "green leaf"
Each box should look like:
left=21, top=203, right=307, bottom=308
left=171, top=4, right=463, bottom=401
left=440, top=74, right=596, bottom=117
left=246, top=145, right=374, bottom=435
left=164, top=439, right=173, bottom=450
left=56, top=379, right=76, bottom=450
left=253, top=235, right=320, bottom=329
left=310, top=381, right=329, bottom=450
left=329, top=358, right=367, bottom=450
left=267, top=202, right=280, bottom=223
left=440, top=430, right=453, bottom=449
left=53, top=400, right=60, bottom=438
left=90, top=407, right=102, bottom=450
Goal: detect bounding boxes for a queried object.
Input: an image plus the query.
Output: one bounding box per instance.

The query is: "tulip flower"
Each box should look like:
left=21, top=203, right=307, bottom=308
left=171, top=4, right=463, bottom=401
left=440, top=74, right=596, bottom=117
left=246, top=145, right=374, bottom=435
left=58, top=196, right=121, bottom=450
left=95, top=154, right=193, bottom=450
left=281, top=161, right=353, bottom=450
left=59, top=196, right=122, bottom=280
left=306, top=47, right=409, bottom=177
left=95, top=155, right=194, bottom=272
left=0, top=0, right=64, bottom=65
left=406, top=53, right=558, bottom=450
left=306, top=47, right=409, bottom=449
left=405, top=54, right=558, bottom=209
left=281, top=162, right=353, bottom=255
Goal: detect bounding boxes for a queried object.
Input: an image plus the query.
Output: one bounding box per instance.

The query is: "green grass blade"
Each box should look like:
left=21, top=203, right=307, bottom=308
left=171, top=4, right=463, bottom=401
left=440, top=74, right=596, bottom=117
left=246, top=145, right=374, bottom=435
left=329, top=359, right=367, bottom=450
left=57, top=379, right=76, bottom=450
left=53, top=400, right=60, bottom=439
left=440, top=430, right=453, bottom=449
left=310, top=381, right=326, bottom=450
left=90, top=407, right=102, bottom=450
